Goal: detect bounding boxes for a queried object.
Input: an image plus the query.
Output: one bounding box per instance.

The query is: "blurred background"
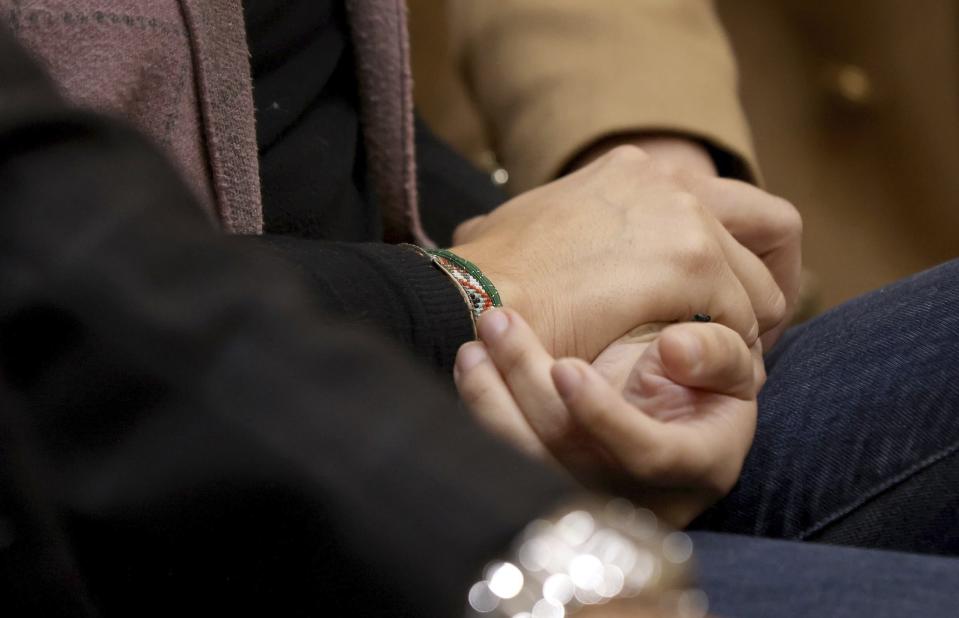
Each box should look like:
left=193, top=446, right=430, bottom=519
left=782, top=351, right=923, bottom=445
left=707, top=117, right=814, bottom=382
left=408, top=0, right=959, bottom=316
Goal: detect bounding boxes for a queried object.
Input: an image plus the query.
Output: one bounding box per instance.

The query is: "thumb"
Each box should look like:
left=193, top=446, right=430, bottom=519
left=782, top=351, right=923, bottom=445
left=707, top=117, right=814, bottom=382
left=656, top=323, right=758, bottom=400
left=619, top=323, right=758, bottom=418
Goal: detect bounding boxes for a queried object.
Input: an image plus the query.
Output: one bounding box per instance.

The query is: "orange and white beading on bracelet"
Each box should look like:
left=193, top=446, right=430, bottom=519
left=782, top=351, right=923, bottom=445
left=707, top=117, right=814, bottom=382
left=404, top=245, right=503, bottom=331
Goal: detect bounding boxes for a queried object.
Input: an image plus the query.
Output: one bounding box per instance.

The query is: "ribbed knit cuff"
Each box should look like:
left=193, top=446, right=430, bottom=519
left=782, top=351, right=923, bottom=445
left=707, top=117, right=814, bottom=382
left=384, top=243, right=477, bottom=371
left=243, top=237, right=476, bottom=373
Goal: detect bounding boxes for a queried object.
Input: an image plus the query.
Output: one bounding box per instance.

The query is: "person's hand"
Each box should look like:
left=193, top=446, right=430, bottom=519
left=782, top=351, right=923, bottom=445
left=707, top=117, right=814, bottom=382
left=573, top=135, right=803, bottom=349
left=454, top=308, right=762, bottom=528
left=685, top=173, right=801, bottom=349
left=451, top=145, right=788, bottom=362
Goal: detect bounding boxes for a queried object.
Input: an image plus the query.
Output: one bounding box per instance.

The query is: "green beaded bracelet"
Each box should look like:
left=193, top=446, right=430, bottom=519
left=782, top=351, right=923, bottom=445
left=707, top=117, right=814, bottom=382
left=426, top=248, right=503, bottom=309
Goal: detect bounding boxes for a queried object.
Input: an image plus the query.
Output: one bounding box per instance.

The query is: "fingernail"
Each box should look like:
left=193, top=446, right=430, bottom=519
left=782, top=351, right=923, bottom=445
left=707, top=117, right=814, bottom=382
left=552, top=361, right=583, bottom=400
left=478, top=309, right=510, bottom=342
left=455, top=342, right=488, bottom=380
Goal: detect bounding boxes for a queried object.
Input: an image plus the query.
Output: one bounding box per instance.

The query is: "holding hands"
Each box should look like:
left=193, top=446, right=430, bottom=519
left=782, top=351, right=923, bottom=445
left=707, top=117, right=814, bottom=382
left=450, top=139, right=799, bottom=524
left=454, top=308, right=762, bottom=527
left=452, top=143, right=801, bottom=361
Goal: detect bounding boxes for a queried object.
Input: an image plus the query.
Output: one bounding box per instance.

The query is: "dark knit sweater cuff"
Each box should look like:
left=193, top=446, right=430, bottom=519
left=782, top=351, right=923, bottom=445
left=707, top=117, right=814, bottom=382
left=384, top=243, right=477, bottom=371
left=242, top=236, right=475, bottom=372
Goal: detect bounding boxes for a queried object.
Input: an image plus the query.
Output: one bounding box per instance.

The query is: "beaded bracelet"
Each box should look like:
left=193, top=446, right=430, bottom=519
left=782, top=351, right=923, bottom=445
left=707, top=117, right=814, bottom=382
left=426, top=248, right=503, bottom=319
left=403, top=245, right=503, bottom=328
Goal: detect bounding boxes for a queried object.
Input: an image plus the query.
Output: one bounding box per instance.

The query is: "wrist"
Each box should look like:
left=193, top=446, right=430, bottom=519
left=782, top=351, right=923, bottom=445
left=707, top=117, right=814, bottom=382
left=454, top=242, right=592, bottom=359
left=451, top=243, right=577, bottom=358
left=449, top=242, right=538, bottom=334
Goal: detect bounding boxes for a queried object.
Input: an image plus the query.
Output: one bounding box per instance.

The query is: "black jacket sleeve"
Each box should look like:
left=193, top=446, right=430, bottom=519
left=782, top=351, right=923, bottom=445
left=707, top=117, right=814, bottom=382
left=244, top=235, right=475, bottom=373
left=0, top=28, right=574, bottom=618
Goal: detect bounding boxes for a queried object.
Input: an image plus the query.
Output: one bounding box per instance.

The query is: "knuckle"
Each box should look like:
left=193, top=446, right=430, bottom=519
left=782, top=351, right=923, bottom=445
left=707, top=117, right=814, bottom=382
left=673, top=228, right=722, bottom=275
left=537, top=407, right=575, bottom=445
left=670, top=190, right=703, bottom=215
left=707, top=324, right=741, bottom=361
left=768, top=288, right=788, bottom=325
left=754, top=359, right=768, bottom=391
left=457, top=375, right=493, bottom=409
left=571, top=393, right=603, bottom=424
left=652, top=159, right=686, bottom=183
left=603, top=144, right=651, bottom=168
left=746, top=318, right=760, bottom=346
left=756, top=287, right=788, bottom=332
left=497, top=341, right=539, bottom=377
left=718, top=307, right=759, bottom=346
left=773, top=196, right=804, bottom=237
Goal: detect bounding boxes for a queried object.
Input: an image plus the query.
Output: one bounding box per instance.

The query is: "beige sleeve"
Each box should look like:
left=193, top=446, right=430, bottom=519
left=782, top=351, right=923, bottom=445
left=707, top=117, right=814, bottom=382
left=448, top=0, right=759, bottom=192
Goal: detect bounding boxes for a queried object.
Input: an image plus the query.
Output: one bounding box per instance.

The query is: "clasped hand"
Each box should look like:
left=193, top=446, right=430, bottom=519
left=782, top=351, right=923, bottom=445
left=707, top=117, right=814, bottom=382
left=450, top=143, right=800, bottom=524
left=455, top=308, right=762, bottom=528
left=452, top=144, right=801, bottom=360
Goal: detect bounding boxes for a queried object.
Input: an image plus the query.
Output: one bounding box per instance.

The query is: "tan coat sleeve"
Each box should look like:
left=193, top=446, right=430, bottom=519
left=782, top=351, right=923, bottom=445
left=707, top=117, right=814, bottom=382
left=448, top=0, right=759, bottom=192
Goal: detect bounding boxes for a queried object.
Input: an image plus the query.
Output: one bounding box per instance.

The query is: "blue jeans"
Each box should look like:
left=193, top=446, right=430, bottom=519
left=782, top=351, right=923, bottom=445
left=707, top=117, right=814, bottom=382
left=695, top=258, right=959, bottom=553
left=686, top=259, right=959, bottom=615
left=690, top=532, right=959, bottom=617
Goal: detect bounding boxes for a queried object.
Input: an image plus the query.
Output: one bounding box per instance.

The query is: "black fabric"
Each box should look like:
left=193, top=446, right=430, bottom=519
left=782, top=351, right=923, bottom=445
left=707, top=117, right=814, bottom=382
left=415, top=116, right=507, bottom=246
left=239, top=119, right=508, bottom=372
left=0, top=27, right=575, bottom=617
left=244, top=0, right=378, bottom=241
left=241, top=0, right=497, bottom=370
left=243, top=235, right=476, bottom=373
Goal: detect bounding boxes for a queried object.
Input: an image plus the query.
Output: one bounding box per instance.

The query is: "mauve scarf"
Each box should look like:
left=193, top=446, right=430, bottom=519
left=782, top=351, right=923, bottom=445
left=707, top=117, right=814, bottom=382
left=1, top=0, right=428, bottom=243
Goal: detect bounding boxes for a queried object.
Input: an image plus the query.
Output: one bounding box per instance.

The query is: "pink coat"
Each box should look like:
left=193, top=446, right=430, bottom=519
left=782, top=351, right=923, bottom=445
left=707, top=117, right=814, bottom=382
left=3, top=0, right=429, bottom=243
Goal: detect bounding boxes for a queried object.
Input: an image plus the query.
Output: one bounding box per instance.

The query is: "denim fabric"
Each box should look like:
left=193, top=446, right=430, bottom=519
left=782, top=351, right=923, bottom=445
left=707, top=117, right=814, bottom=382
left=690, top=532, right=959, bottom=617
left=694, top=259, right=959, bottom=555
